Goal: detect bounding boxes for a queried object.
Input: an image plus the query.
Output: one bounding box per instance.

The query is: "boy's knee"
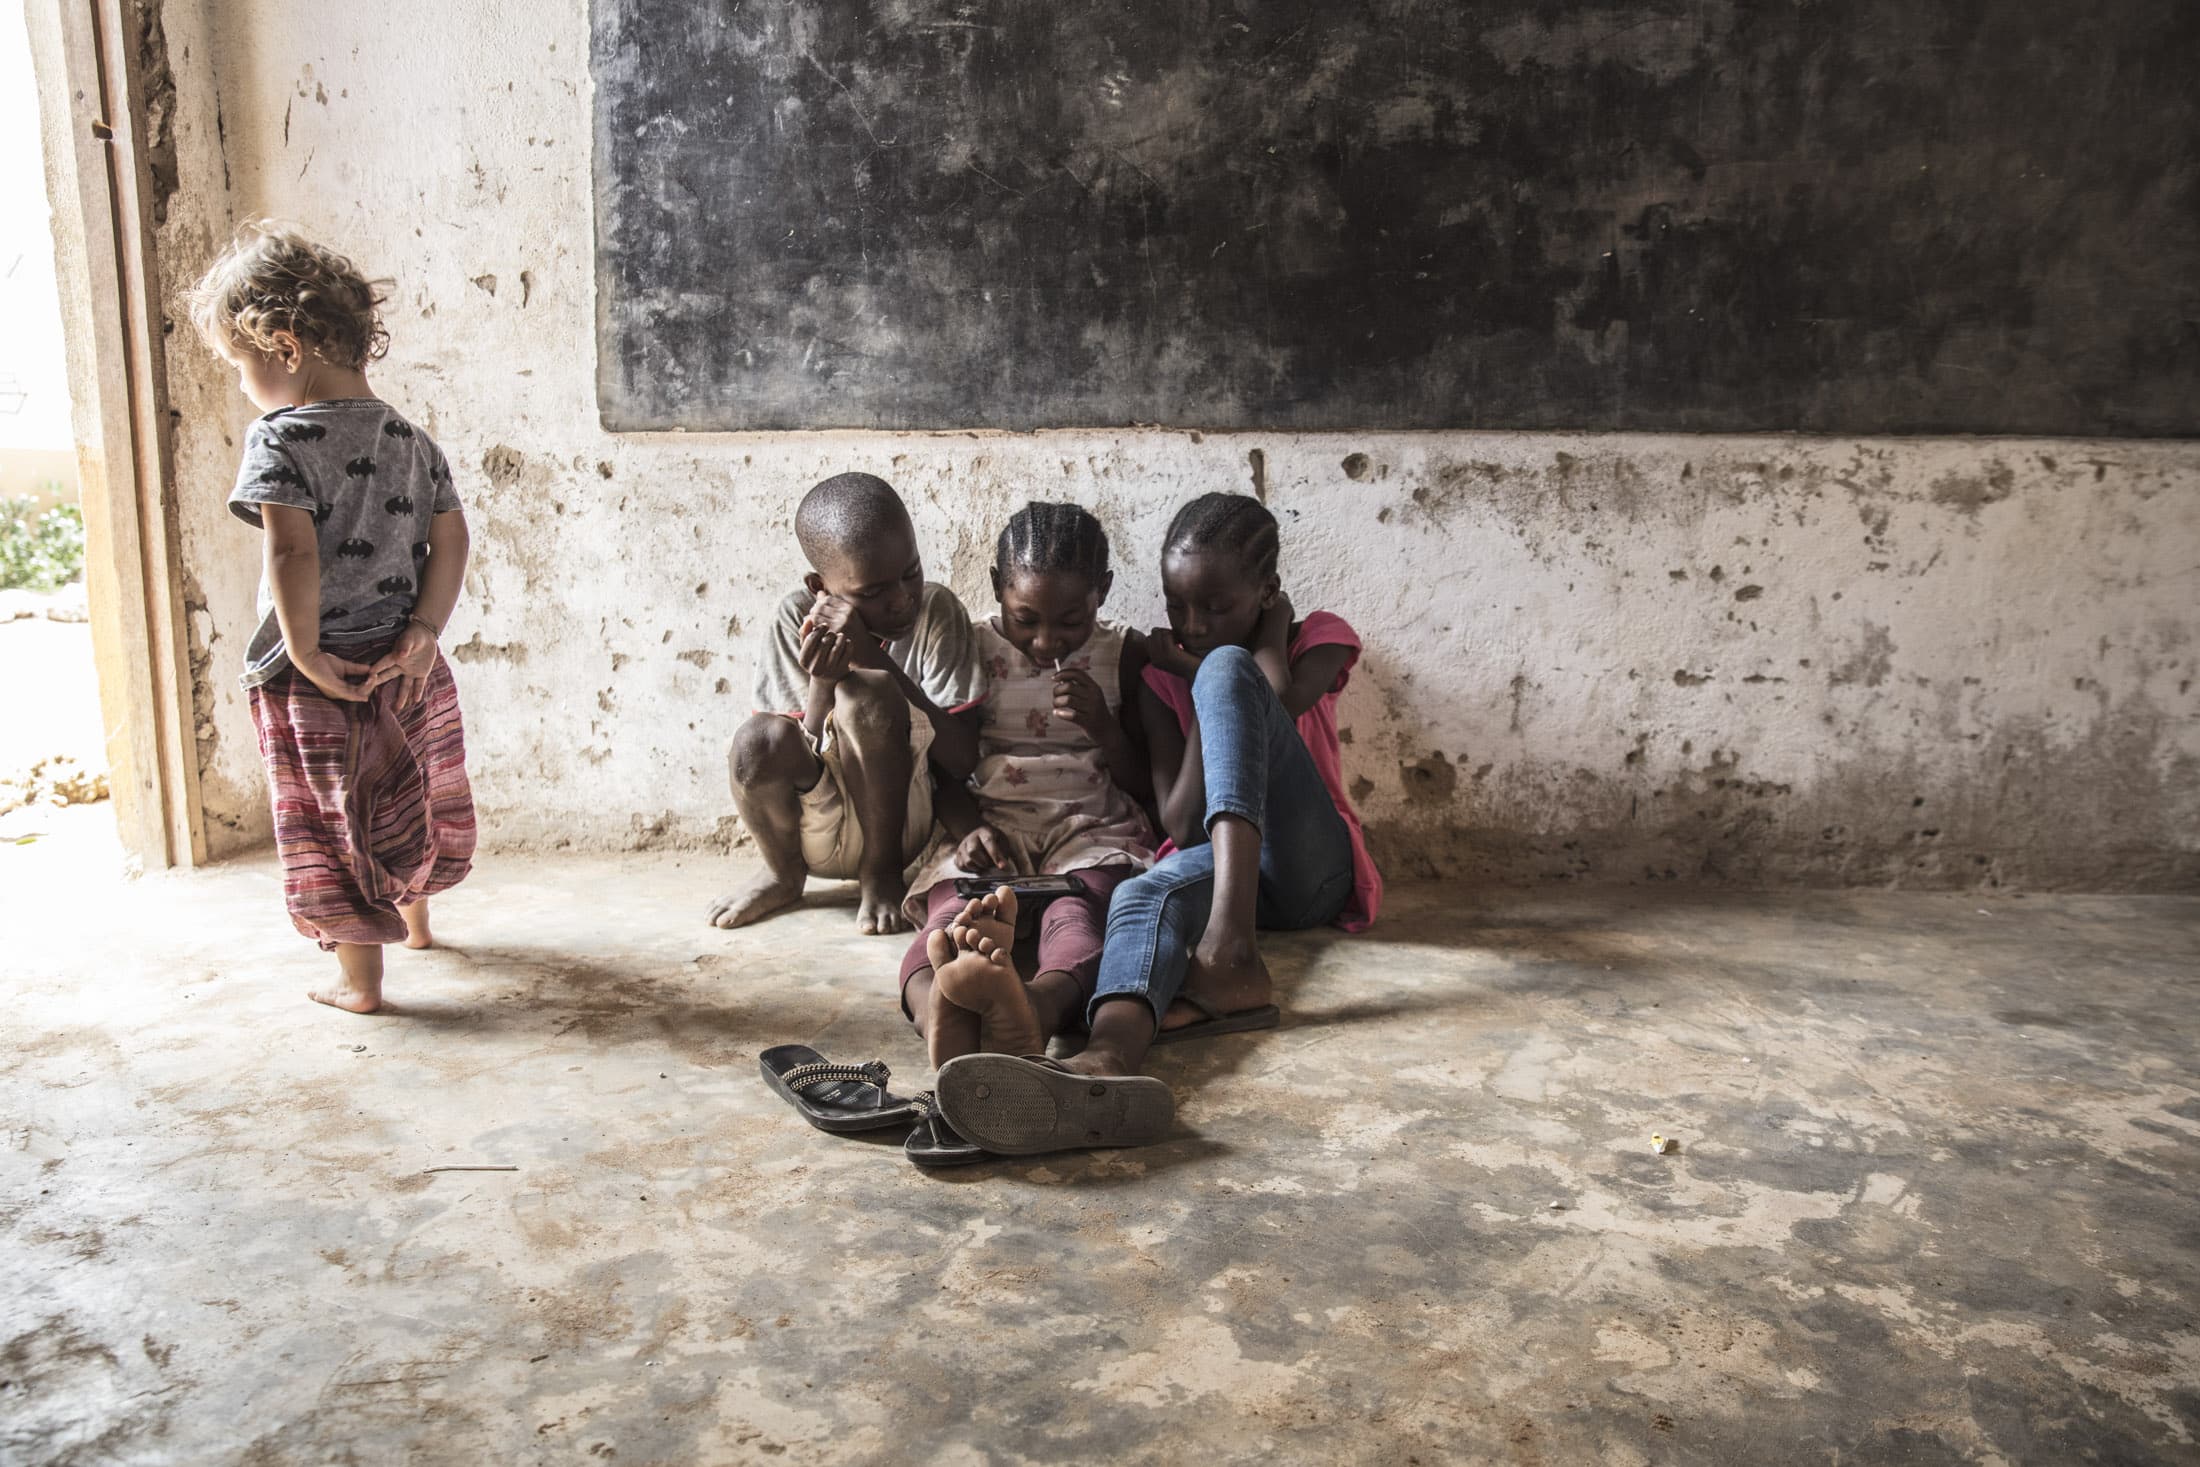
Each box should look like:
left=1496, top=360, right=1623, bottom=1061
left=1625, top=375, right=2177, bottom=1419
left=832, top=670, right=910, bottom=744
left=730, top=713, right=806, bottom=789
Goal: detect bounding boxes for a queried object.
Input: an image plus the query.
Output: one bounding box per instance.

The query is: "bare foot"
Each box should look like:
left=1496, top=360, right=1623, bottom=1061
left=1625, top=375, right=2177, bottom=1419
left=919, top=931, right=986, bottom=1067
left=312, top=943, right=384, bottom=1013
left=308, top=980, right=382, bottom=1013
left=948, top=885, right=1016, bottom=961
left=399, top=899, right=434, bottom=950
left=707, top=869, right=805, bottom=929
left=1162, top=936, right=1273, bottom=1032
left=1055, top=1044, right=1136, bottom=1078
left=856, top=869, right=910, bottom=935
left=934, top=889, right=1044, bottom=1056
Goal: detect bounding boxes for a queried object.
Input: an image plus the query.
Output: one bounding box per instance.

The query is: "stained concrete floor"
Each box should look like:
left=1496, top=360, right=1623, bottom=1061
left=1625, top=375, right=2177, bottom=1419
left=3, top=827, right=2197, bottom=1466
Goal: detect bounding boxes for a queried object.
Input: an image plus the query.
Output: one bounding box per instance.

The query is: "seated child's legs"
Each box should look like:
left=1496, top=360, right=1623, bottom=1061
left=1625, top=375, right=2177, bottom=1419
left=824, top=670, right=920, bottom=935
left=1067, top=851, right=1216, bottom=1077
left=1177, top=647, right=1352, bottom=1022
left=708, top=712, right=818, bottom=929
left=901, top=883, right=984, bottom=1067
left=899, top=882, right=968, bottom=1014
left=1030, top=867, right=1134, bottom=1020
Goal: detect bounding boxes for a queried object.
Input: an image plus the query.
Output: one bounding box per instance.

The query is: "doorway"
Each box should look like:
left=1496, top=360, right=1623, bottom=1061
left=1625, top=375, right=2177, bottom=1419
left=13, top=0, right=203, bottom=869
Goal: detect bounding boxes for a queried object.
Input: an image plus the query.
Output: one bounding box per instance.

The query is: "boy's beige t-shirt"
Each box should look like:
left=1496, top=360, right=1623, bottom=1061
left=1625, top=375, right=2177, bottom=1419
left=750, top=581, right=988, bottom=721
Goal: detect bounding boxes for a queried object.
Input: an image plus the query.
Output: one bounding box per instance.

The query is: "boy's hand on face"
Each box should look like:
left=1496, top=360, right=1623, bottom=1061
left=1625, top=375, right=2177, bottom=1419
left=798, top=622, right=855, bottom=685
left=1147, top=627, right=1204, bottom=681
left=1258, top=590, right=1296, bottom=652
left=1051, top=667, right=1111, bottom=733
left=955, top=823, right=1012, bottom=873
left=806, top=595, right=889, bottom=669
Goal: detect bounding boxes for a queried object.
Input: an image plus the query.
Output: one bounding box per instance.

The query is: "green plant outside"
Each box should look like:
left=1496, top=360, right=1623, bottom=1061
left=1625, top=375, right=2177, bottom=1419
left=0, top=495, right=87, bottom=592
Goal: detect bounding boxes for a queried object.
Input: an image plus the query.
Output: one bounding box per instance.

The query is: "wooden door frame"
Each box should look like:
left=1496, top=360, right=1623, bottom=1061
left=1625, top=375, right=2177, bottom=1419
left=25, top=0, right=205, bottom=868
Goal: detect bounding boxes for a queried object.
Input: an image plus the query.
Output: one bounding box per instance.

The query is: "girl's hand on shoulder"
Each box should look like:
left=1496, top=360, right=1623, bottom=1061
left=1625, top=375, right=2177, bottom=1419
left=1051, top=667, right=1111, bottom=733
left=1147, top=627, right=1203, bottom=681
left=367, top=623, right=440, bottom=710
left=293, top=648, right=378, bottom=704
left=955, top=823, right=1012, bottom=873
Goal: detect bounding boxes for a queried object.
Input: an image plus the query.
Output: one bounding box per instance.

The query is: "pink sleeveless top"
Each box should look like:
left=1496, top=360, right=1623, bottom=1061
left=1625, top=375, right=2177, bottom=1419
left=1140, top=610, right=1382, bottom=932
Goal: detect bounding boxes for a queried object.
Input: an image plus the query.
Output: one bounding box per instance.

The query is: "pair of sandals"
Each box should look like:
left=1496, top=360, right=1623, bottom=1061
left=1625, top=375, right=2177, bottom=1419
left=760, top=1044, right=1176, bottom=1166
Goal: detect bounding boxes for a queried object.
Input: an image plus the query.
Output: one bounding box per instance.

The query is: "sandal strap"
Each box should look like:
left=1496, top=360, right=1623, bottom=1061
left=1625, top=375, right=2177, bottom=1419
left=908, top=1090, right=936, bottom=1119
left=782, top=1059, right=891, bottom=1093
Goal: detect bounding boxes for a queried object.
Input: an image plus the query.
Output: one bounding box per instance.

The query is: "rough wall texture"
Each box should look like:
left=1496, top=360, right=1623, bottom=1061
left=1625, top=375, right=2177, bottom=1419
left=161, top=1, right=2199, bottom=887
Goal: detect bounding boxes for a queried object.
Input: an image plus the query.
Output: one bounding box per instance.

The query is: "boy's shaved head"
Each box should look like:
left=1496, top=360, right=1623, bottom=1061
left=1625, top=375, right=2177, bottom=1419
left=795, top=472, right=911, bottom=570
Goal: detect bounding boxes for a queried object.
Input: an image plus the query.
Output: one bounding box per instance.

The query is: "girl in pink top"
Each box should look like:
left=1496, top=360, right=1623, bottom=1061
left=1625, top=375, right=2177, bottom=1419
left=946, top=495, right=1384, bottom=1122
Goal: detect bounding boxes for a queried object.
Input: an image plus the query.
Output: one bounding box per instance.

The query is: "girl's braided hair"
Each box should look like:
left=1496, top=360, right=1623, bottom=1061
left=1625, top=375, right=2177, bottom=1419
left=995, top=500, right=1111, bottom=583
left=1162, top=492, right=1279, bottom=582
left=185, top=220, right=390, bottom=370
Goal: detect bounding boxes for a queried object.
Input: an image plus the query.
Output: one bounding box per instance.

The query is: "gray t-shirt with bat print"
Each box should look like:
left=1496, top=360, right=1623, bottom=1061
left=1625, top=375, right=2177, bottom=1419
left=226, top=398, right=463, bottom=689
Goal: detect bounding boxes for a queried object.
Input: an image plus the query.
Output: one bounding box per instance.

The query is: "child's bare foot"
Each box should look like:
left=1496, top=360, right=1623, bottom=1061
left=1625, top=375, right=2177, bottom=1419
left=707, top=869, right=805, bottom=929
left=399, top=899, right=434, bottom=950
left=856, top=868, right=910, bottom=935
left=1163, top=936, right=1272, bottom=1032
left=934, top=889, right=1044, bottom=1056
left=948, top=885, right=1017, bottom=961
left=312, top=944, right=385, bottom=1014
left=308, top=978, right=383, bottom=1013
left=920, top=931, right=986, bottom=1067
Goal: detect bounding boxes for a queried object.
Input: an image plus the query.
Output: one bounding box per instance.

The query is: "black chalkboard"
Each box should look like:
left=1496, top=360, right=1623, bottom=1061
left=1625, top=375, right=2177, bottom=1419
left=591, top=2, right=2199, bottom=435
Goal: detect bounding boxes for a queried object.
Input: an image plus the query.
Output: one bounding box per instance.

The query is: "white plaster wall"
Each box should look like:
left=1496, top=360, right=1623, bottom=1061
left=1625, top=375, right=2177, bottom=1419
left=161, top=0, right=2200, bottom=886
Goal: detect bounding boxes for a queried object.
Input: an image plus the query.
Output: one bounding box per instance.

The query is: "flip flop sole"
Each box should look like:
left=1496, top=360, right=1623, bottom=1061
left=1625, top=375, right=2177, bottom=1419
left=936, top=1054, right=1175, bottom=1155
left=1150, top=1003, right=1281, bottom=1046
left=905, top=1117, right=990, bottom=1168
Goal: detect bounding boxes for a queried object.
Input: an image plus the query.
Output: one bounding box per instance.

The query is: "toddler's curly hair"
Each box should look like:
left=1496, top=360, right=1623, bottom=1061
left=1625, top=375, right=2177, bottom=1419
left=185, top=221, right=390, bottom=369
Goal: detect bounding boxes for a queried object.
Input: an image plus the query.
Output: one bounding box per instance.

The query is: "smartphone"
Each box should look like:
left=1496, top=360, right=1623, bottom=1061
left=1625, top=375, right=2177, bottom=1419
left=953, top=873, right=1085, bottom=900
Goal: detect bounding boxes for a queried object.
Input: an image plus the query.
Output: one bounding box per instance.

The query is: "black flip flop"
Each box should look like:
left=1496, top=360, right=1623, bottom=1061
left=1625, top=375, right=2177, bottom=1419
left=903, top=1092, right=989, bottom=1168
left=758, top=1045, right=919, bottom=1133
left=935, top=1054, right=1174, bottom=1156
left=1149, top=994, right=1280, bottom=1046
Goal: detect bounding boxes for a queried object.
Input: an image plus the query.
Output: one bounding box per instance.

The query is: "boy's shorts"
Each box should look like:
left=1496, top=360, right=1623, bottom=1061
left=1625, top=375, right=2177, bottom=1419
left=798, top=706, right=936, bottom=879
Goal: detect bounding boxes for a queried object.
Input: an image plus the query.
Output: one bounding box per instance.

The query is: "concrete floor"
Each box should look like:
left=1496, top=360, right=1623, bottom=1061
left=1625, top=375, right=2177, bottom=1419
left=3, top=827, right=2197, bottom=1465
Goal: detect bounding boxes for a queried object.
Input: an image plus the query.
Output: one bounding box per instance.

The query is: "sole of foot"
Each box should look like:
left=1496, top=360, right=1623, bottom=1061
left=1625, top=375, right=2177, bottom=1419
left=929, top=925, right=1044, bottom=1057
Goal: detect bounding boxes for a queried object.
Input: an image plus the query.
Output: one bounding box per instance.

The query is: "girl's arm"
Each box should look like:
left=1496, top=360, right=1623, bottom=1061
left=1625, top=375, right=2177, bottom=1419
left=1140, top=682, right=1207, bottom=849
left=263, top=505, right=375, bottom=703
left=936, top=778, right=1014, bottom=871
left=1280, top=644, right=1356, bottom=719
left=933, top=779, right=982, bottom=842
left=920, top=700, right=984, bottom=781
left=411, top=509, right=469, bottom=633
left=1108, top=633, right=1155, bottom=803
left=1258, top=592, right=1357, bottom=719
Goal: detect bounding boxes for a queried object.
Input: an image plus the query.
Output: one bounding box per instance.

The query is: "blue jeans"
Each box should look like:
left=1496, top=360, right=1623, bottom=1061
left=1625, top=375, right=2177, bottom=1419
left=1091, top=646, right=1355, bottom=1027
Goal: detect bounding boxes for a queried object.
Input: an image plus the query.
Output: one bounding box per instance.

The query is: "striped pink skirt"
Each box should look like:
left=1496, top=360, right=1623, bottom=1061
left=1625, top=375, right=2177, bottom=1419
left=248, top=647, right=476, bottom=950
